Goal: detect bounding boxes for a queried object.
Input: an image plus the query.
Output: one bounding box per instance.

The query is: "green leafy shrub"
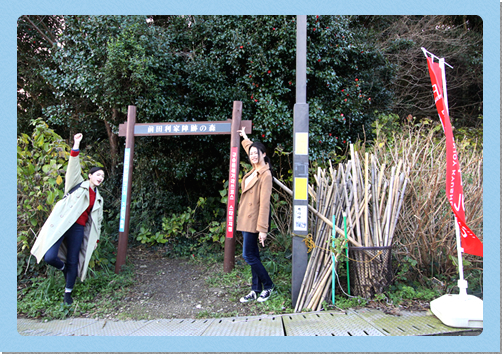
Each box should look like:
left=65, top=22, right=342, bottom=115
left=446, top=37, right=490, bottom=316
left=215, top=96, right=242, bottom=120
left=132, top=196, right=228, bottom=257
left=332, top=295, right=368, bottom=309
left=135, top=204, right=198, bottom=246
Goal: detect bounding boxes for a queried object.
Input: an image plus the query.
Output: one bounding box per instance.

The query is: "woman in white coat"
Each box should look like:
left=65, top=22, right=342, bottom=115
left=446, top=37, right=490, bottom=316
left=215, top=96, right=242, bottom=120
left=31, top=133, right=104, bottom=305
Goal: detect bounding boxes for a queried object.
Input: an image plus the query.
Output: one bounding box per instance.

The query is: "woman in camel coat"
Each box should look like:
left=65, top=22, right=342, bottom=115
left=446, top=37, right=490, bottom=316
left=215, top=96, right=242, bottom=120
left=236, top=127, right=274, bottom=303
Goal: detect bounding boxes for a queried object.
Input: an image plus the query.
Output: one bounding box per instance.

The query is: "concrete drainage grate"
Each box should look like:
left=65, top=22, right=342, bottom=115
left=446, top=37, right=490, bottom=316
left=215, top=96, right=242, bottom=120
left=282, top=311, right=385, bottom=336
left=132, top=318, right=214, bottom=336
left=18, top=318, right=99, bottom=336
left=69, top=319, right=151, bottom=336
left=348, top=308, right=474, bottom=336
left=17, top=309, right=478, bottom=336
left=201, top=315, right=284, bottom=336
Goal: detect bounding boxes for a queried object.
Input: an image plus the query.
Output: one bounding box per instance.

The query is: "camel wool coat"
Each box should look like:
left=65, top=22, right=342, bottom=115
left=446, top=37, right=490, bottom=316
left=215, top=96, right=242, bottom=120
left=236, top=139, right=273, bottom=234
left=31, top=151, right=103, bottom=282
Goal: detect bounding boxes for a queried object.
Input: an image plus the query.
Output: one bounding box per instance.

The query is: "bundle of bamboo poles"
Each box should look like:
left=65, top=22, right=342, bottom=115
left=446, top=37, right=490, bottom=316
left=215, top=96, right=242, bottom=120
left=346, top=144, right=409, bottom=248
left=274, top=144, right=409, bottom=311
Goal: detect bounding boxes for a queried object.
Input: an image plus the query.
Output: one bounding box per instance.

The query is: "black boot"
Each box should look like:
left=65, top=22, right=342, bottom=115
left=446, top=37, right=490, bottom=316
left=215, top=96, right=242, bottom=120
left=64, top=292, right=73, bottom=305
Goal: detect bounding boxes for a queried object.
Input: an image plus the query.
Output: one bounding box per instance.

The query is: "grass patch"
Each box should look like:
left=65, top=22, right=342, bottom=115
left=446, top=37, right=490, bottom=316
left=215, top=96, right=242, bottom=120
left=17, top=265, right=135, bottom=320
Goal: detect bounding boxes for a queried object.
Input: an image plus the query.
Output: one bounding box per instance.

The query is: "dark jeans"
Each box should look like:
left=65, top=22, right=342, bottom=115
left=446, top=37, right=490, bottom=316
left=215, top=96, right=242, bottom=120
left=242, top=231, right=274, bottom=293
left=44, top=223, right=85, bottom=290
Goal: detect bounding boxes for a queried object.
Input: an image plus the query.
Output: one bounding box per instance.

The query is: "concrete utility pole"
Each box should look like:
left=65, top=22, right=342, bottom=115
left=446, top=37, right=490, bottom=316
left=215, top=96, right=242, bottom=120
left=291, top=15, right=309, bottom=307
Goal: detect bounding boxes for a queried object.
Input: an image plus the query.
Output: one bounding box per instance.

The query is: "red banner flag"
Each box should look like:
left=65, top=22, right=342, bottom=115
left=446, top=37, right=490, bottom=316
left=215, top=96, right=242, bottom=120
left=425, top=55, right=483, bottom=257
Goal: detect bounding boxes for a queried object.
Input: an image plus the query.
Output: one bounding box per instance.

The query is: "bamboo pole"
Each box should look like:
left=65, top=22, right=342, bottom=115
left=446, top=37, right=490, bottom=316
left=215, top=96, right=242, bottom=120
left=388, top=173, right=409, bottom=246
left=319, top=272, right=334, bottom=311
left=384, top=166, right=395, bottom=246
left=388, top=160, right=403, bottom=237
left=306, top=263, right=331, bottom=310
left=349, top=145, right=362, bottom=244
left=376, top=163, right=386, bottom=246
left=341, top=165, right=356, bottom=242
left=331, top=213, right=336, bottom=305
left=364, top=152, right=370, bottom=246
left=370, top=155, right=378, bottom=246
left=316, top=265, right=335, bottom=311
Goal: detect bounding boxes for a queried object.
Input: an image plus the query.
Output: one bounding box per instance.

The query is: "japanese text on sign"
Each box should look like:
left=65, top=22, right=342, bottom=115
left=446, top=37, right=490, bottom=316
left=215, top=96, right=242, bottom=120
left=226, top=147, right=239, bottom=238
left=138, top=122, right=230, bottom=135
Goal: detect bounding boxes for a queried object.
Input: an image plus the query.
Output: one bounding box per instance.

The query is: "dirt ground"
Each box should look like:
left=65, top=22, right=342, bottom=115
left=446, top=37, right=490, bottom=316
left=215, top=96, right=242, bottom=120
left=95, top=245, right=430, bottom=321
left=102, top=246, right=262, bottom=320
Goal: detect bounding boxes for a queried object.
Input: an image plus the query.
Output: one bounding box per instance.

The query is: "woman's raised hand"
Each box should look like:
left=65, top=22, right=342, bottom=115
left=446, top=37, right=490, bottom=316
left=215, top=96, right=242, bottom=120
left=73, top=133, right=83, bottom=149
left=237, top=126, right=248, bottom=140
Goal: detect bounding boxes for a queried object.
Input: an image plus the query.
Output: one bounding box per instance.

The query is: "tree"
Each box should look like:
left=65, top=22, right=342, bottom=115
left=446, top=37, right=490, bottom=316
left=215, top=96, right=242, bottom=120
left=353, top=15, right=483, bottom=127
left=149, top=15, right=395, bottom=165
left=17, top=16, right=64, bottom=134
left=38, top=16, right=179, bottom=175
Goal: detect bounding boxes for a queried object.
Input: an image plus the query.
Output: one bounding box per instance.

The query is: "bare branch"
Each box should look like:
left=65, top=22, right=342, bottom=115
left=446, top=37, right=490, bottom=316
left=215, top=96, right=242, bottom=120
left=22, top=15, right=56, bottom=47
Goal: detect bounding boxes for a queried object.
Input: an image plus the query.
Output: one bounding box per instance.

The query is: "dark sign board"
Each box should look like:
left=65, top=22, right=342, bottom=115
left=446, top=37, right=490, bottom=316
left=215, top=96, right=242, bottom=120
left=119, top=121, right=237, bottom=136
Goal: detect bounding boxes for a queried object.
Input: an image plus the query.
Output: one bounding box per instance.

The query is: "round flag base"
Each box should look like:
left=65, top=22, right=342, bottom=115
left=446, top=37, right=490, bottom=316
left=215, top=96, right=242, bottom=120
left=430, top=294, right=483, bottom=328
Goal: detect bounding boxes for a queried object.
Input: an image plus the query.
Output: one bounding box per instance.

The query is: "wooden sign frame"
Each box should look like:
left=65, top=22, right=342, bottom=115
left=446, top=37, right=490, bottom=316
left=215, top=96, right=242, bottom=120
left=115, top=101, right=251, bottom=273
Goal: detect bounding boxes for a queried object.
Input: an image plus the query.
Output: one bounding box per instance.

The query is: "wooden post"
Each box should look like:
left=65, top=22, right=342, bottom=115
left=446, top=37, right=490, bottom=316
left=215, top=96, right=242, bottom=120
left=115, top=106, right=136, bottom=274
left=224, top=101, right=242, bottom=273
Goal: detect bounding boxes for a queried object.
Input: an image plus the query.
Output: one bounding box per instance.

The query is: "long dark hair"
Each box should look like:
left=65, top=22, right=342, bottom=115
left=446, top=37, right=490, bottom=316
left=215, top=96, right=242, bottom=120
left=250, top=141, right=274, bottom=177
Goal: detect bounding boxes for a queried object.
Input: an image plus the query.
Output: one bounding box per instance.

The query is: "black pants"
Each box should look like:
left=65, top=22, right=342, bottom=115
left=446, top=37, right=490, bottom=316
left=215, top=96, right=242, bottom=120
left=44, top=223, right=84, bottom=290
left=242, top=231, right=274, bottom=293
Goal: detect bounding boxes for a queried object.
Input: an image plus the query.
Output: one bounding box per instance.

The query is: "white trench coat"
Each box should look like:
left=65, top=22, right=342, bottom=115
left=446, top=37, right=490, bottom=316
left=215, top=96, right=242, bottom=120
left=31, top=152, right=103, bottom=282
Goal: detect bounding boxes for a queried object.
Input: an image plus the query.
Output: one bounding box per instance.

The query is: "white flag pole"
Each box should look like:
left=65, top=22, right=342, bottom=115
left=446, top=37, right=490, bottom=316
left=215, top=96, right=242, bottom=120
left=439, top=57, right=468, bottom=298
left=424, top=48, right=482, bottom=328
left=422, top=47, right=453, bottom=68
